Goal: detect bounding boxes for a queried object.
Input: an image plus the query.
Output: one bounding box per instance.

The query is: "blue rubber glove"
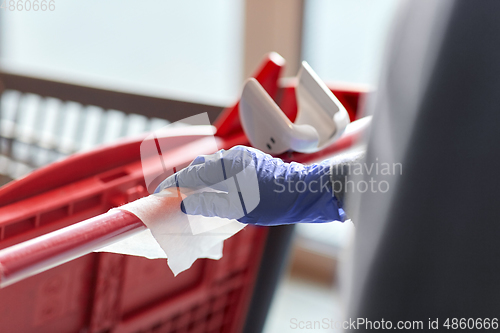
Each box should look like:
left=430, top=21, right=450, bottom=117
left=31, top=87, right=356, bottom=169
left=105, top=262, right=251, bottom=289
left=155, top=145, right=345, bottom=226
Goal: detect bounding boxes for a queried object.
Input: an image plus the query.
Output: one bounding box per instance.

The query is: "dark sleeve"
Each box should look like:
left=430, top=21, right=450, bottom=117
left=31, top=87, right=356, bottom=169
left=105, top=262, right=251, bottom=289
left=348, top=0, right=500, bottom=326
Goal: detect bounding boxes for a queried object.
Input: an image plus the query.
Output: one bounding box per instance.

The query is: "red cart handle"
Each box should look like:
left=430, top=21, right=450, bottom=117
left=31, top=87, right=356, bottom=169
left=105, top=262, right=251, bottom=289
left=0, top=210, right=145, bottom=288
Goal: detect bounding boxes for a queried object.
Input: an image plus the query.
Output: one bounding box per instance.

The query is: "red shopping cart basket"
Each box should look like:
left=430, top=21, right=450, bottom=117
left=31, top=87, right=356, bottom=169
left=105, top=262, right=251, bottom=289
left=0, top=54, right=367, bottom=333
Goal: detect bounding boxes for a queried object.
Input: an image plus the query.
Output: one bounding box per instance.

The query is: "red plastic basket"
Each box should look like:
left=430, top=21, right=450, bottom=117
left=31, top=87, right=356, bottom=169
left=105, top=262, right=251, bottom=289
left=0, top=55, right=367, bottom=333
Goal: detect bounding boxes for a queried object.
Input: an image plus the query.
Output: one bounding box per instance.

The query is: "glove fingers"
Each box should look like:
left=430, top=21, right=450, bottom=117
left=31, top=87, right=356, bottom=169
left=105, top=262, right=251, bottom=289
left=154, top=173, right=176, bottom=193
left=181, top=192, right=245, bottom=220
left=155, top=147, right=255, bottom=193
left=189, top=155, right=206, bottom=166
left=155, top=163, right=226, bottom=196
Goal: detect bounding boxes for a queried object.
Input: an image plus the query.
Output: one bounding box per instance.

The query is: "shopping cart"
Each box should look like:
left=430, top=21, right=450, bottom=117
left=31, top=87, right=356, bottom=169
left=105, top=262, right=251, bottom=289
left=0, top=54, right=367, bottom=333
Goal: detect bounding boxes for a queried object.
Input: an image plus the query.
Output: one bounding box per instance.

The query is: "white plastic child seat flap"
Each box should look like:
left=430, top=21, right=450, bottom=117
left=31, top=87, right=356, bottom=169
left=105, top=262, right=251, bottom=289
left=239, top=79, right=319, bottom=155
left=239, top=61, right=350, bottom=154
left=295, top=61, right=350, bottom=149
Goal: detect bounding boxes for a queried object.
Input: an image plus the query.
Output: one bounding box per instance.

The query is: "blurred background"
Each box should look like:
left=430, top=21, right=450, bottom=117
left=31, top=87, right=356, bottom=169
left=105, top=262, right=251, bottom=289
left=0, top=1, right=400, bottom=331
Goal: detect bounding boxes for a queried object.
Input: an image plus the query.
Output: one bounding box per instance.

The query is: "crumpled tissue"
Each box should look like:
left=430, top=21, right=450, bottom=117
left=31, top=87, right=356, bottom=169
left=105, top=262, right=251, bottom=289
left=96, top=188, right=246, bottom=275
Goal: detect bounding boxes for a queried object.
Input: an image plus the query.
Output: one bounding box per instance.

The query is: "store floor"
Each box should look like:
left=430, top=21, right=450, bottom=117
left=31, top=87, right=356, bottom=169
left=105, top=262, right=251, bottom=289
left=264, top=275, right=344, bottom=333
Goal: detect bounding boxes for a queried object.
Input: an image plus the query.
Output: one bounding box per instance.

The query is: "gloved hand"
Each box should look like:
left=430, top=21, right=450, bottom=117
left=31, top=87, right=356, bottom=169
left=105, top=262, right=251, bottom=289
left=155, top=145, right=345, bottom=226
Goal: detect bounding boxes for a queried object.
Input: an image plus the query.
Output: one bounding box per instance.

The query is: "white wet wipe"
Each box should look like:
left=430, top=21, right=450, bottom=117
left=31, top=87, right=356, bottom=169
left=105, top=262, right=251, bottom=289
left=95, top=188, right=246, bottom=275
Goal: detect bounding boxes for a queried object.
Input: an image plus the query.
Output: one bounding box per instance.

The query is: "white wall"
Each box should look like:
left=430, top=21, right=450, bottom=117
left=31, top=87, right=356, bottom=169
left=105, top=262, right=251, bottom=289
left=303, top=0, right=401, bottom=86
